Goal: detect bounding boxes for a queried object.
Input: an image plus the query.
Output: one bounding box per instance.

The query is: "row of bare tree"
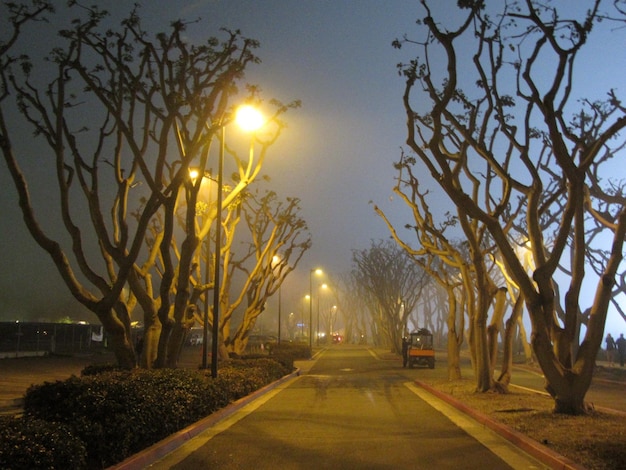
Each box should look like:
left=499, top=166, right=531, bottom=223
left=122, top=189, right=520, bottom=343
left=0, top=3, right=310, bottom=369
left=374, top=0, right=626, bottom=415
left=335, top=1, right=626, bottom=417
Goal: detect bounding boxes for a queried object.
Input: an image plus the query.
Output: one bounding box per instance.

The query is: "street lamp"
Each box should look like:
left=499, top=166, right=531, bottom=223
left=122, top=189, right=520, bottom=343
left=317, top=283, right=327, bottom=346
left=210, top=104, right=264, bottom=378
left=303, top=295, right=310, bottom=341
left=272, top=255, right=283, bottom=344
left=309, top=268, right=322, bottom=349
left=203, top=222, right=211, bottom=370
left=190, top=168, right=213, bottom=370
left=329, top=305, right=337, bottom=338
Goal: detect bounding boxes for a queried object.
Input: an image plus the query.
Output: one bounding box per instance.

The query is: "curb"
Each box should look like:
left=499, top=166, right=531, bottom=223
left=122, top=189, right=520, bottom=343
left=415, top=380, right=586, bottom=470
left=108, top=368, right=301, bottom=470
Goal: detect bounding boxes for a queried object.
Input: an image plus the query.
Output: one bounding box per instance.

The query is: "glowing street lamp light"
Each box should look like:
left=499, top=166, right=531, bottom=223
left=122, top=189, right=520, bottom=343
left=189, top=168, right=200, bottom=181
left=236, top=105, right=265, bottom=131
left=309, top=268, right=323, bottom=349
left=210, top=104, right=264, bottom=378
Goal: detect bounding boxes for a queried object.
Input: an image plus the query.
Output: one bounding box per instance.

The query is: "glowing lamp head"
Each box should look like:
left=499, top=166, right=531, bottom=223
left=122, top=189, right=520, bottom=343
left=235, top=105, right=264, bottom=132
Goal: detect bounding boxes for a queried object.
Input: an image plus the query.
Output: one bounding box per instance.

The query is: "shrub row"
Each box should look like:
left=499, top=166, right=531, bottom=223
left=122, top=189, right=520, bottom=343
left=270, top=342, right=311, bottom=362
left=0, top=356, right=293, bottom=469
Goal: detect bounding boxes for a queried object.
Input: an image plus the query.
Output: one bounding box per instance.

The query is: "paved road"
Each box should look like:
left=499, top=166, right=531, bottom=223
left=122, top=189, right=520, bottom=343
left=148, top=346, right=548, bottom=469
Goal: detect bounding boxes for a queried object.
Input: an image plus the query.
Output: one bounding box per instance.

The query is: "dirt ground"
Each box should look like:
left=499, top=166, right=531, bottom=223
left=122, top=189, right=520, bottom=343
left=420, top=367, right=626, bottom=470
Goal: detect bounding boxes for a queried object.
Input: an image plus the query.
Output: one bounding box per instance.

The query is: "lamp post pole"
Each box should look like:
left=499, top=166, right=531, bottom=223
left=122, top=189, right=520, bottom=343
left=202, top=236, right=210, bottom=369
left=309, top=271, right=313, bottom=349
left=277, top=285, right=282, bottom=344
left=308, top=269, right=323, bottom=348
left=316, top=284, right=320, bottom=346
left=205, top=105, right=263, bottom=377
left=303, top=295, right=309, bottom=342
left=317, top=283, right=327, bottom=346
left=210, top=125, right=225, bottom=379
left=190, top=168, right=211, bottom=370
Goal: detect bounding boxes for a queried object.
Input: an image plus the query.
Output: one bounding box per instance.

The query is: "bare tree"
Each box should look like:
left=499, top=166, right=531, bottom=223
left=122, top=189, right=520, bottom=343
left=351, top=240, right=428, bottom=354
left=0, top=4, right=287, bottom=368
left=375, top=174, right=513, bottom=385
left=334, top=273, right=370, bottom=344
left=218, top=187, right=311, bottom=356
left=393, top=0, right=626, bottom=413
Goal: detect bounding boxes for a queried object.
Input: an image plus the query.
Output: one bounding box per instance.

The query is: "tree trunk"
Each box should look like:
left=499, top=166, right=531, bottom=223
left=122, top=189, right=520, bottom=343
left=155, top=320, right=173, bottom=369
left=474, top=313, right=492, bottom=392
left=517, top=317, right=533, bottom=363
left=99, top=311, right=135, bottom=369
left=446, top=287, right=462, bottom=380
left=165, top=305, right=196, bottom=368
left=142, top=321, right=161, bottom=369
left=497, top=295, right=524, bottom=390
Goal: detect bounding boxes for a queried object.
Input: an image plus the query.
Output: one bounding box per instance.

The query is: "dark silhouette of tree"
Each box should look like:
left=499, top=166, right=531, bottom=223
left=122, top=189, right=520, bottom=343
left=1, top=3, right=295, bottom=368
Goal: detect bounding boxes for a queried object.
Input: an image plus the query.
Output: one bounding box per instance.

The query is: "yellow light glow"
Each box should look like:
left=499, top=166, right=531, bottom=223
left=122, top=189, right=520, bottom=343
left=235, top=105, right=264, bottom=132
left=189, top=168, right=200, bottom=180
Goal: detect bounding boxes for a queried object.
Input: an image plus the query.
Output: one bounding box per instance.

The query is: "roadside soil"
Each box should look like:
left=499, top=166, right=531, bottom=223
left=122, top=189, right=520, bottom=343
left=419, top=365, right=626, bottom=470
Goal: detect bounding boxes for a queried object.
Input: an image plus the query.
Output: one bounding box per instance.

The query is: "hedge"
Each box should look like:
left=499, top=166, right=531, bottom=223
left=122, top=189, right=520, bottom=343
left=0, top=356, right=292, bottom=469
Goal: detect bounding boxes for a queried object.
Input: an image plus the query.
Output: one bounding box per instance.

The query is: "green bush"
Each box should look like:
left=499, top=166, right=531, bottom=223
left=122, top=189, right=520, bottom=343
left=24, top=369, right=220, bottom=467
left=0, top=415, right=87, bottom=470
left=81, top=362, right=120, bottom=376
left=269, top=342, right=311, bottom=370
left=21, top=356, right=291, bottom=468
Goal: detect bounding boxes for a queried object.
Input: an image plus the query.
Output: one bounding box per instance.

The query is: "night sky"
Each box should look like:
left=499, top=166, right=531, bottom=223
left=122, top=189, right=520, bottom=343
left=1, top=1, right=624, bottom=336
left=0, top=0, right=419, bottom=323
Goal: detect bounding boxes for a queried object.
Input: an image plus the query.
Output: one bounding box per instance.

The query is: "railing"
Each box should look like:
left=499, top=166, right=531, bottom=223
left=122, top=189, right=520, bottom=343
left=0, top=322, right=106, bottom=358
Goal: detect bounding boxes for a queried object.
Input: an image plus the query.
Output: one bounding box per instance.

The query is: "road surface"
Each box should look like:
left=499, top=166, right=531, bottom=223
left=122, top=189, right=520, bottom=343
left=149, top=345, right=548, bottom=469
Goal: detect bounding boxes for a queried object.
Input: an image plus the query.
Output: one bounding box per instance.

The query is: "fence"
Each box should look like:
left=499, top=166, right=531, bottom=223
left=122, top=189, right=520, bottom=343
left=0, top=322, right=106, bottom=358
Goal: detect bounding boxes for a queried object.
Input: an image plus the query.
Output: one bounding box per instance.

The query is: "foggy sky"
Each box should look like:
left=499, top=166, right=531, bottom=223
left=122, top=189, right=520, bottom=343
left=1, top=1, right=624, bottom=337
